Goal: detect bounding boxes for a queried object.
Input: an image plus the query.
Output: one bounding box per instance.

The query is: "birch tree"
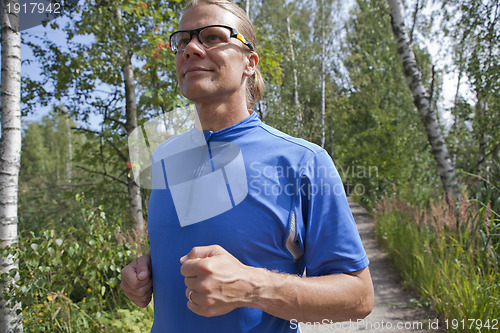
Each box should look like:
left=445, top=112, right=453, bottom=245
left=319, top=0, right=326, bottom=148
left=285, top=15, right=303, bottom=128
left=114, top=4, right=144, bottom=235
left=388, top=0, right=459, bottom=199
left=0, top=0, right=23, bottom=331
left=333, top=0, right=433, bottom=205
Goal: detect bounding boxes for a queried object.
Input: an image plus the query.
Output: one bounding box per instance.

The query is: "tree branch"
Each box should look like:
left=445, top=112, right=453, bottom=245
left=429, top=64, right=436, bottom=112
left=409, top=0, right=420, bottom=44
left=75, top=165, right=128, bottom=186
left=104, top=115, right=127, bottom=128
left=105, top=137, right=128, bottom=163
left=71, top=126, right=99, bottom=135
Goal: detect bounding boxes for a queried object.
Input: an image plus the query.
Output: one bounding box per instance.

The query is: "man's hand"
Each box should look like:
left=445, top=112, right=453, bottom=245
left=181, top=245, right=373, bottom=323
left=121, top=254, right=153, bottom=308
left=180, top=245, right=256, bottom=317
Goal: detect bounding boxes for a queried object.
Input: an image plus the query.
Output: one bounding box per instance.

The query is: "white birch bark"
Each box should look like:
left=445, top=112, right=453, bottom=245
left=0, top=0, right=23, bottom=331
left=115, top=6, right=145, bottom=235
left=285, top=16, right=303, bottom=128
left=388, top=0, right=459, bottom=199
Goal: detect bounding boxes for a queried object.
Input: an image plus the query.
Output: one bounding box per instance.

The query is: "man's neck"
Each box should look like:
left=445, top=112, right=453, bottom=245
left=194, top=99, right=250, bottom=132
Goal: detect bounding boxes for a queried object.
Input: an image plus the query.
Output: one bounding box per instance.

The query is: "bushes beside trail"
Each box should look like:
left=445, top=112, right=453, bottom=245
left=375, top=189, right=500, bottom=332
left=1, top=194, right=153, bottom=332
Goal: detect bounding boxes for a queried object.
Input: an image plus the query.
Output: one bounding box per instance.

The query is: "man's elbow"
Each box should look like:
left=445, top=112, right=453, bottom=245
left=352, top=268, right=374, bottom=320
left=355, top=279, right=374, bottom=319
left=358, top=290, right=374, bottom=319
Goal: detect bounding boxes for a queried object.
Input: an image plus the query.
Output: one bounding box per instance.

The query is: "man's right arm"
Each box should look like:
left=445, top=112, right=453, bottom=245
left=120, top=253, right=153, bottom=308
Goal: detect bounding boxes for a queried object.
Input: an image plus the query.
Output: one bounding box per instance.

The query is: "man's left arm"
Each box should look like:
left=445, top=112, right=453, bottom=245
left=180, top=245, right=374, bottom=322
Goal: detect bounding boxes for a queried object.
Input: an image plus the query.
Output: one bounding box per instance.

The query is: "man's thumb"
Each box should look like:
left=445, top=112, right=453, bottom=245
left=180, top=245, right=223, bottom=263
left=136, top=261, right=150, bottom=280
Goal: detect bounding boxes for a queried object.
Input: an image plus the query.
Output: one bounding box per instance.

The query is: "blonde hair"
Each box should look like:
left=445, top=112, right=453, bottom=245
left=184, top=0, right=265, bottom=107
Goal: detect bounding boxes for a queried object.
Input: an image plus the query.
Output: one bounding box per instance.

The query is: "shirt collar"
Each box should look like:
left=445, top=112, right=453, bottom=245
left=200, top=111, right=261, bottom=142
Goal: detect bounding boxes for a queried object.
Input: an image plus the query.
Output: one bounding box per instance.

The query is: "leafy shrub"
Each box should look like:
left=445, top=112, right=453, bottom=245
left=1, top=194, right=152, bottom=332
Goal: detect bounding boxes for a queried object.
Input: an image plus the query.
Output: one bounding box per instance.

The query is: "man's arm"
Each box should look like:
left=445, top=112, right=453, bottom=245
left=120, top=253, right=153, bottom=308
left=181, top=245, right=374, bottom=322
left=250, top=266, right=373, bottom=322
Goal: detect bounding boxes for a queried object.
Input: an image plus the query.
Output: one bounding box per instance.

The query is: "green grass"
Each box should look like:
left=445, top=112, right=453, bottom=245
left=375, top=193, right=500, bottom=332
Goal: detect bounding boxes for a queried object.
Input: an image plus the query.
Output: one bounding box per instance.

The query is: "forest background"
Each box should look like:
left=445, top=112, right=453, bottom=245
left=0, top=0, right=498, bottom=332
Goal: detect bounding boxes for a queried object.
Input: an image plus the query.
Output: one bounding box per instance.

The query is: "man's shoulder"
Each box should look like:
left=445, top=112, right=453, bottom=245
left=256, top=122, right=324, bottom=155
left=151, top=130, right=198, bottom=162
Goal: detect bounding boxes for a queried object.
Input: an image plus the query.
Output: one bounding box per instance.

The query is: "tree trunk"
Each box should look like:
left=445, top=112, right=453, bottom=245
left=0, top=0, right=23, bottom=331
left=66, top=114, right=72, bottom=183
left=475, top=98, right=488, bottom=178
left=388, top=0, right=459, bottom=199
left=245, top=0, right=250, bottom=18
left=115, top=6, right=144, bottom=235
left=285, top=16, right=303, bottom=128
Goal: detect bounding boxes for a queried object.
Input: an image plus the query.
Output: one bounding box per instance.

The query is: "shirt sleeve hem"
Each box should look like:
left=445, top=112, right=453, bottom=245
left=306, top=256, right=370, bottom=276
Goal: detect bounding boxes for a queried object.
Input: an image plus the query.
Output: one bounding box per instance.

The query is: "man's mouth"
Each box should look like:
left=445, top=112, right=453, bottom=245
left=184, top=66, right=210, bottom=76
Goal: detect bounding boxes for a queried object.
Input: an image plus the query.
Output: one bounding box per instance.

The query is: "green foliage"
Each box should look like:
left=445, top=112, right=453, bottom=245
left=24, top=0, right=183, bottom=118
left=375, top=186, right=500, bottom=331
left=100, top=304, right=154, bottom=333
left=327, top=0, right=440, bottom=208
left=253, top=0, right=337, bottom=140
left=71, top=124, right=135, bottom=226
left=21, top=112, right=73, bottom=183
left=19, top=112, right=87, bottom=232
left=18, top=112, right=133, bottom=232
left=1, top=194, right=151, bottom=332
left=255, top=31, right=283, bottom=87
left=441, top=0, right=500, bottom=183
left=22, top=0, right=185, bottom=229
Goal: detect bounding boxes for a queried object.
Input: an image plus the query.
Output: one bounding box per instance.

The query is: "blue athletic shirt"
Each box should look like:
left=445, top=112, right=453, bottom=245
left=147, top=112, right=369, bottom=332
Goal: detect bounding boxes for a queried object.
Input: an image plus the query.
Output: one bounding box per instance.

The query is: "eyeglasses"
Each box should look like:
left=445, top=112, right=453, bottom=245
left=169, top=25, right=254, bottom=54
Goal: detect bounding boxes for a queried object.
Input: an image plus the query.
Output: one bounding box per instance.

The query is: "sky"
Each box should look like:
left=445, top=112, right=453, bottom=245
left=0, top=0, right=101, bottom=128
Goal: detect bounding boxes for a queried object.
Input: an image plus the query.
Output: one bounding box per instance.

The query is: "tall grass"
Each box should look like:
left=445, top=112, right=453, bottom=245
left=375, top=186, right=500, bottom=332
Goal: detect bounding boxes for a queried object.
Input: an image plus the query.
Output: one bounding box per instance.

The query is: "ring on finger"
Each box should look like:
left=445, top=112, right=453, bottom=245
left=188, top=290, right=194, bottom=303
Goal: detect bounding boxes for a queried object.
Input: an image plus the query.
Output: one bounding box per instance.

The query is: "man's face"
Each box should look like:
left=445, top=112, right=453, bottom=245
left=175, top=4, right=253, bottom=105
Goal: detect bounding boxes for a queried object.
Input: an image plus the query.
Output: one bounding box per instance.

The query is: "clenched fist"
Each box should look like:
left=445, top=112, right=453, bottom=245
left=180, top=245, right=259, bottom=317
left=121, top=253, right=153, bottom=308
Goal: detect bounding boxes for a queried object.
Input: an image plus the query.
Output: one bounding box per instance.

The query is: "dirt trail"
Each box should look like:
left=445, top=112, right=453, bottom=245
left=300, top=198, right=441, bottom=333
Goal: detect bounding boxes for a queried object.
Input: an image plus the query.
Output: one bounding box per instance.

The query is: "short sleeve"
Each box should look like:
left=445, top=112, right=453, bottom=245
left=294, top=150, right=369, bottom=276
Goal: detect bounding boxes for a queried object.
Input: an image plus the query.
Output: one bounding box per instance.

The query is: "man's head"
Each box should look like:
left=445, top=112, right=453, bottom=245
left=171, top=0, right=264, bottom=108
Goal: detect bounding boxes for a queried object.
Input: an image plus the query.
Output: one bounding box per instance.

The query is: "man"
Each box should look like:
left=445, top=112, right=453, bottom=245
left=121, top=1, right=374, bottom=332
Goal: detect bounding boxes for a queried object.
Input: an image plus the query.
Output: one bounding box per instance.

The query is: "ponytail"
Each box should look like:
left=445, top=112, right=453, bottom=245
left=247, top=68, right=265, bottom=107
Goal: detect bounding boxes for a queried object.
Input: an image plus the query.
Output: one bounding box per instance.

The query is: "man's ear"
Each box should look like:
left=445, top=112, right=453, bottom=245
left=243, top=52, right=259, bottom=77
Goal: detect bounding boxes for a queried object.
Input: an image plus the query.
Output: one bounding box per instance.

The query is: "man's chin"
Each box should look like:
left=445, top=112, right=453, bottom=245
left=181, top=85, right=218, bottom=102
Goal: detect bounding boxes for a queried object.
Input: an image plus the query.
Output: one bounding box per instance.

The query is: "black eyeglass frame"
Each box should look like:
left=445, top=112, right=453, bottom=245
left=169, top=24, right=254, bottom=54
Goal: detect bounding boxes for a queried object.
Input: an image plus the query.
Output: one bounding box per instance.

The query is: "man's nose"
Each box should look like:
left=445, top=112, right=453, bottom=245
left=183, top=34, right=206, bottom=58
